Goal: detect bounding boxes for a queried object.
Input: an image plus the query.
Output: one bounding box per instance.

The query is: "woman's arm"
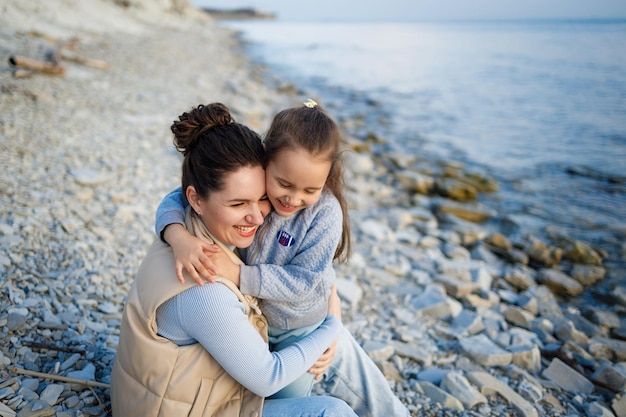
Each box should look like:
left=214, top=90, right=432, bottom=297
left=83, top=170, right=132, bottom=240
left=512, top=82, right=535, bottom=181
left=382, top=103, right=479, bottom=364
left=161, top=283, right=341, bottom=397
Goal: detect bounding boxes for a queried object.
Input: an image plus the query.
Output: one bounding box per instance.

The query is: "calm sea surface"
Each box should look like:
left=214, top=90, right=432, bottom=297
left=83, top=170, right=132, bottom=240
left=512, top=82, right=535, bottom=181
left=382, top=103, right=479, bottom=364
left=225, top=19, right=626, bottom=284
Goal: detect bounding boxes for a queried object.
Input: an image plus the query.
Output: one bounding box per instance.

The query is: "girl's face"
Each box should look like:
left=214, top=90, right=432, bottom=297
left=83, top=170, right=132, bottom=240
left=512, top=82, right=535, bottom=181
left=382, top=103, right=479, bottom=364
left=190, top=165, right=270, bottom=248
left=265, top=148, right=331, bottom=217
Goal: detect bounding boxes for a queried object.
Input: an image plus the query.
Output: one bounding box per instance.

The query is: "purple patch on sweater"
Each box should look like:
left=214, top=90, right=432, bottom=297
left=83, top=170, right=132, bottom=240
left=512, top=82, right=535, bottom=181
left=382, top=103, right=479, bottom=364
left=276, top=230, right=294, bottom=247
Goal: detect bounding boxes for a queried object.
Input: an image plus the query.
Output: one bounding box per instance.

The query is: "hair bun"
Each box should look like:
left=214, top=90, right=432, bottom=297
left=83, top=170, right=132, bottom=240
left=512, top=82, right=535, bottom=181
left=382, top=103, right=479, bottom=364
left=171, top=103, right=234, bottom=155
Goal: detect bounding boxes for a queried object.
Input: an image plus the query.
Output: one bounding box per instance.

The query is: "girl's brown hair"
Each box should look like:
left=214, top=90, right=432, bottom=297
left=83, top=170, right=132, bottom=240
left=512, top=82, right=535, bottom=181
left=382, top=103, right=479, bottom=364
left=263, top=103, right=351, bottom=262
left=171, top=103, right=264, bottom=199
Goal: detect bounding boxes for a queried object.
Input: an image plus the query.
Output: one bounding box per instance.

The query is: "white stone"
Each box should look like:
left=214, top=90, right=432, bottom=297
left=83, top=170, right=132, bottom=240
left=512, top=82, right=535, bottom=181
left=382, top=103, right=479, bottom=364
left=459, top=334, right=512, bottom=367
left=441, top=371, right=487, bottom=408
left=467, top=371, right=538, bottom=417
left=417, top=381, right=464, bottom=410
left=543, top=358, right=594, bottom=394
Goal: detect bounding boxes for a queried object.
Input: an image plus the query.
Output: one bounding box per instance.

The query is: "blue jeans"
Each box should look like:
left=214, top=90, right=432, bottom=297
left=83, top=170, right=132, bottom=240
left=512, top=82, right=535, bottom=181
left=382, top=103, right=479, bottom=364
left=268, top=322, right=322, bottom=399
left=270, top=324, right=410, bottom=417
left=318, top=326, right=410, bottom=417
left=263, top=396, right=357, bottom=417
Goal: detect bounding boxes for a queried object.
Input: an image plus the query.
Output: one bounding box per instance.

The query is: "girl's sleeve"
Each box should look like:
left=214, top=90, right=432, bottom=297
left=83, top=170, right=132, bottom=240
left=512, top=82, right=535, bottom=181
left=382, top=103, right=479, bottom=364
left=240, top=199, right=342, bottom=302
left=176, top=283, right=340, bottom=397
left=154, top=187, right=188, bottom=240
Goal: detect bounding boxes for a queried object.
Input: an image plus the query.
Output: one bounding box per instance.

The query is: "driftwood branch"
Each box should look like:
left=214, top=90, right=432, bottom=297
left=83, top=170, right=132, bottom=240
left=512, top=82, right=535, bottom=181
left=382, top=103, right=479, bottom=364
left=11, top=69, right=34, bottom=78
left=60, top=50, right=109, bottom=69
left=21, top=341, right=87, bottom=355
left=10, top=367, right=110, bottom=389
left=27, top=30, right=59, bottom=44
left=8, top=55, right=66, bottom=75
left=9, top=34, right=109, bottom=77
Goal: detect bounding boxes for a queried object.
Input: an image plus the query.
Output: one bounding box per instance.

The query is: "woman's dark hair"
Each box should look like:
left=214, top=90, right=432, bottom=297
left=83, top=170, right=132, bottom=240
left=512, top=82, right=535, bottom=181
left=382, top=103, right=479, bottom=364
left=171, top=103, right=264, bottom=199
left=264, top=102, right=351, bottom=263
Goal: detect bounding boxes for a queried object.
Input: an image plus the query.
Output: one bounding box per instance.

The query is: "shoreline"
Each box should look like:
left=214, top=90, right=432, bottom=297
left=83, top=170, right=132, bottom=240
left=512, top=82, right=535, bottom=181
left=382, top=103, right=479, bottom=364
left=226, top=19, right=626, bottom=297
left=1, top=2, right=625, bottom=417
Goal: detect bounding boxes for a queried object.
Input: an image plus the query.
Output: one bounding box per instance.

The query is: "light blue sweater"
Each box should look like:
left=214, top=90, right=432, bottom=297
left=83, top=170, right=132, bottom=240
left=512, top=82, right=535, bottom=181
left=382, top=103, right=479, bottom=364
left=155, top=188, right=343, bottom=330
left=156, top=282, right=341, bottom=397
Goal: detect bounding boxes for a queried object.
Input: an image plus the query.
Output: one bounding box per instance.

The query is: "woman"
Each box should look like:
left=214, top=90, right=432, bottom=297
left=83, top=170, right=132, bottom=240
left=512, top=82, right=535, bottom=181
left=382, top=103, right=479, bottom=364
left=110, top=103, right=355, bottom=417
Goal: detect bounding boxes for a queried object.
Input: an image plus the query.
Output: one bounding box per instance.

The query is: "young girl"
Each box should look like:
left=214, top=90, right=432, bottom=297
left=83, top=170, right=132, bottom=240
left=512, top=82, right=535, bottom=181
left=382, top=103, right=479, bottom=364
left=156, top=100, right=409, bottom=417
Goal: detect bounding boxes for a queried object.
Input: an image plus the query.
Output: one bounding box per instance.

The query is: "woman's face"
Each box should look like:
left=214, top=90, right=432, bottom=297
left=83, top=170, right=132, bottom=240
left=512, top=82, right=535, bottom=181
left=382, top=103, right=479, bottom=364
left=192, top=165, right=270, bottom=248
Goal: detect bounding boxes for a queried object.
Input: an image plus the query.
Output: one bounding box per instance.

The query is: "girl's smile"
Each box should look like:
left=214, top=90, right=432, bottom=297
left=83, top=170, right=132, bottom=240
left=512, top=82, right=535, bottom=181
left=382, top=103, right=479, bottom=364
left=265, top=148, right=331, bottom=217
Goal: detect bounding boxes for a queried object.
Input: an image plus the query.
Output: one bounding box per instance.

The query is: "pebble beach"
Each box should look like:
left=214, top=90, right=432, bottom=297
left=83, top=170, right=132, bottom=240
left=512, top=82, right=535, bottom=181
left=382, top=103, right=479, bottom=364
left=1, top=1, right=626, bottom=417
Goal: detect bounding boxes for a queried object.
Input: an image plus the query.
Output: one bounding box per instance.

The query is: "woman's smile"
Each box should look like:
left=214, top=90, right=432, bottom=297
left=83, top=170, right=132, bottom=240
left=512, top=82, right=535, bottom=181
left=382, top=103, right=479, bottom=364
left=234, top=224, right=259, bottom=237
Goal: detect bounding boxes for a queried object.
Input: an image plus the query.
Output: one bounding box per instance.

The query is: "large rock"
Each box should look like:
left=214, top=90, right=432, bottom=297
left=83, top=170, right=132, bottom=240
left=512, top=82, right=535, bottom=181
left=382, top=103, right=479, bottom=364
left=395, top=169, right=435, bottom=194
left=458, top=171, right=499, bottom=193
left=467, top=371, right=538, bottom=417
left=433, top=200, right=497, bottom=223
left=435, top=178, right=478, bottom=201
left=562, top=239, right=604, bottom=265
left=526, top=239, right=563, bottom=267
left=542, top=358, right=594, bottom=394
left=508, top=344, right=542, bottom=373
left=417, top=381, right=464, bottom=410
left=440, top=372, right=487, bottom=408
left=409, top=284, right=462, bottom=320
left=569, top=264, right=606, bottom=285
left=460, top=334, right=512, bottom=367
left=536, top=269, right=584, bottom=297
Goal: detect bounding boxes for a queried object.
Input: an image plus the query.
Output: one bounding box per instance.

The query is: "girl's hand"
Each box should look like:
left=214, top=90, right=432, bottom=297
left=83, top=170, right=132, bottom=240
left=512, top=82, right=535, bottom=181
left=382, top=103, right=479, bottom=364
left=163, top=224, right=221, bottom=285
left=327, top=285, right=342, bottom=321
left=309, top=285, right=342, bottom=378
left=205, top=249, right=241, bottom=287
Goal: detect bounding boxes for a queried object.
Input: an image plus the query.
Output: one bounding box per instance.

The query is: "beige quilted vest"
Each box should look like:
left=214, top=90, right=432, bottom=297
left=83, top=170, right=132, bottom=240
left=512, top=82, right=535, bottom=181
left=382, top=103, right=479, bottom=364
left=111, top=211, right=268, bottom=417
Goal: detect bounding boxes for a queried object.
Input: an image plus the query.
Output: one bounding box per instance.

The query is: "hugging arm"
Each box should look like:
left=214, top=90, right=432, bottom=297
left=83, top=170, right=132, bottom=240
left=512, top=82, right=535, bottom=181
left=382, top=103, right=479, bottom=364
left=156, top=187, right=222, bottom=284
left=155, top=187, right=188, bottom=240
left=165, top=283, right=341, bottom=397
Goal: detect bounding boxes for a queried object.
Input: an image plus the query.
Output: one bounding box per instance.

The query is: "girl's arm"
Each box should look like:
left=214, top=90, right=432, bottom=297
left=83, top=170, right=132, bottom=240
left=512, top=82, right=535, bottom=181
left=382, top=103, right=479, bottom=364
left=155, top=187, right=188, bottom=240
left=156, top=187, right=220, bottom=284
left=163, top=283, right=341, bottom=397
left=164, top=224, right=222, bottom=284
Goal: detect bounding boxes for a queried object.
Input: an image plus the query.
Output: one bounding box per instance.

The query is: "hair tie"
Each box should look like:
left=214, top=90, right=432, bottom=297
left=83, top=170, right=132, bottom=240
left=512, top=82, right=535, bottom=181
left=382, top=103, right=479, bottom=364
left=303, top=98, right=318, bottom=109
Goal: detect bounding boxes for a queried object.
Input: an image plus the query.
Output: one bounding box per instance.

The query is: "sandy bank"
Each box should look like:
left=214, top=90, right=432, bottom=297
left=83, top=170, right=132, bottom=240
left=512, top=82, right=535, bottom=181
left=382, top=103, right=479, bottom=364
left=1, top=1, right=295, bottom=414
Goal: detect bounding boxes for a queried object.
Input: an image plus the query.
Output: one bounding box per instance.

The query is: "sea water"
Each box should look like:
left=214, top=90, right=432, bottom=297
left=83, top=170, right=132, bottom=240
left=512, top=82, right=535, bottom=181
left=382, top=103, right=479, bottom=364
left=225, top=19, right=626, bottom=284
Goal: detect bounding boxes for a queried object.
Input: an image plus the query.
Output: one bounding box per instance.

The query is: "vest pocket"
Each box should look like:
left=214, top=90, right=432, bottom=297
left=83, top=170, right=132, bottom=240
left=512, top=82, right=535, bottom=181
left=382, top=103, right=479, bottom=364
left=188, top=378, right=214, bottom=417
left=188, top=377, right=244, bottom=417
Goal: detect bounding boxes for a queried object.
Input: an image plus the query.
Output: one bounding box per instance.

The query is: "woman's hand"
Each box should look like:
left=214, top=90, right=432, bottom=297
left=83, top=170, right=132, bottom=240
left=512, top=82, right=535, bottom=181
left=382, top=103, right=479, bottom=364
left=309, top=340, right=337, bottom=380
left=163, top=223, right=221, bottom=285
